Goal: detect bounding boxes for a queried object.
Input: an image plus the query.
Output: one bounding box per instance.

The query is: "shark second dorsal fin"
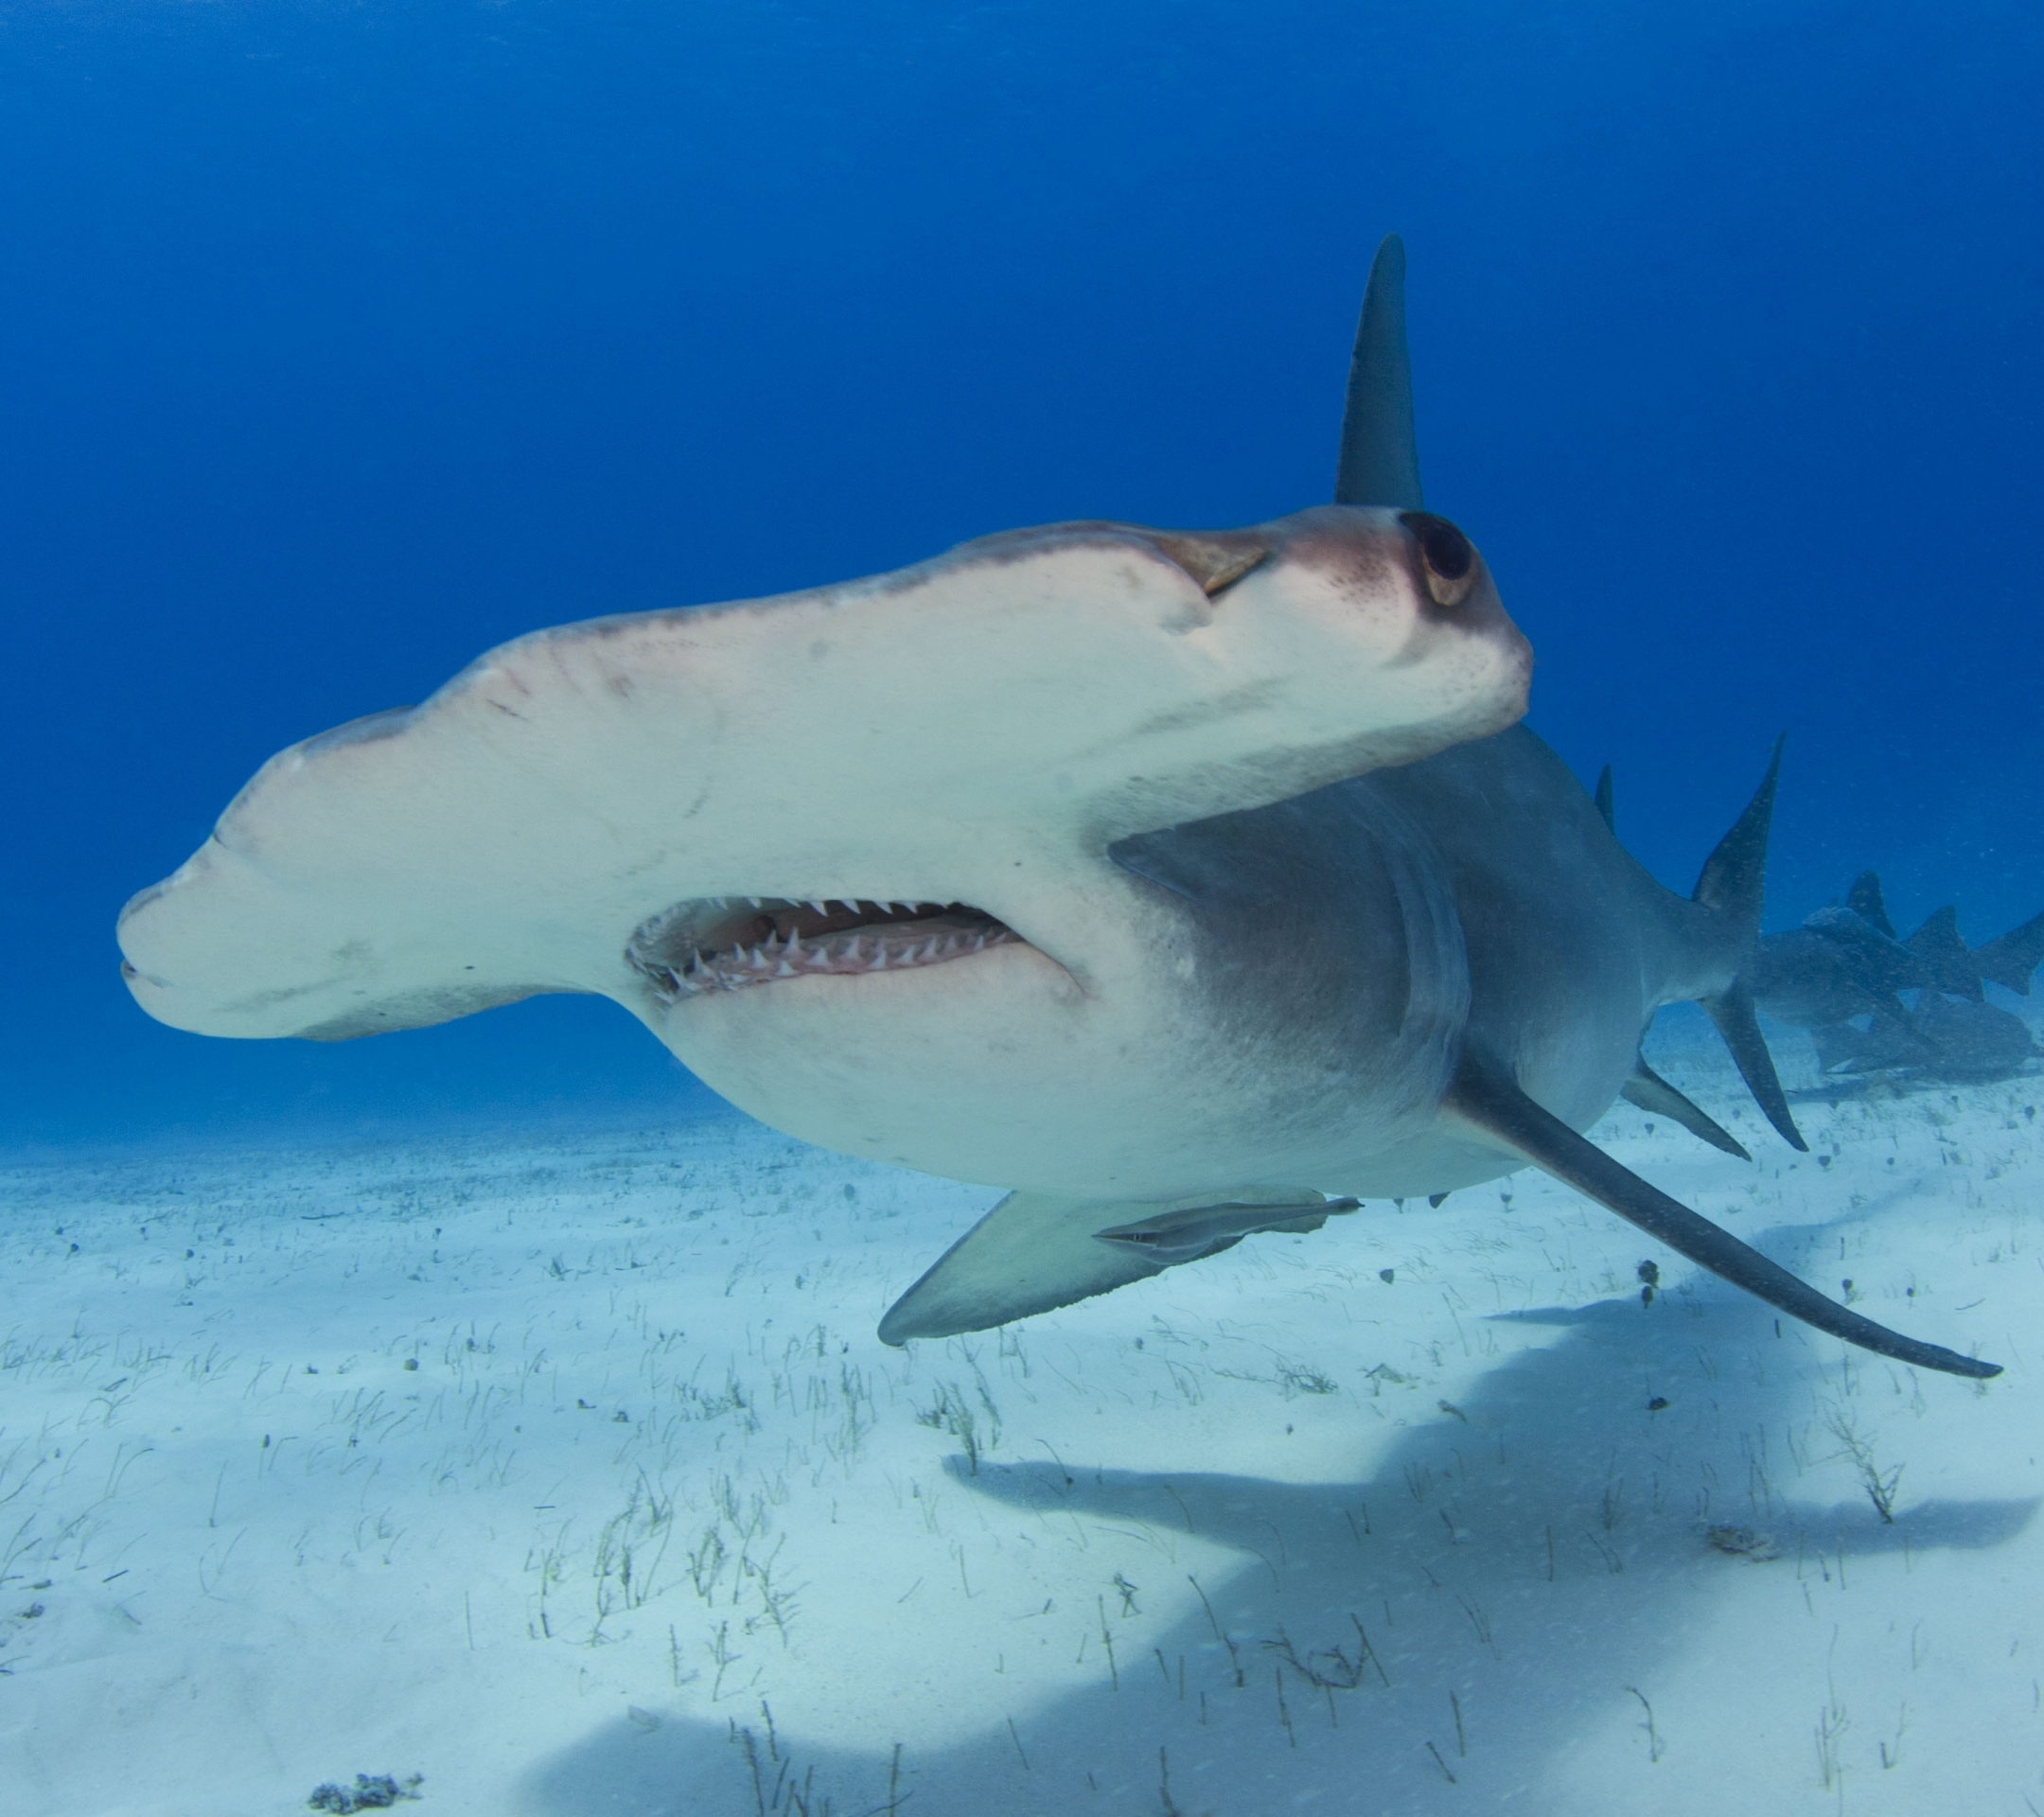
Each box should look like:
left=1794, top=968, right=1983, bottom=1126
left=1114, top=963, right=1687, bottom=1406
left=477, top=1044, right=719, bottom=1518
left=1593, top=765, right=1615, bottom=834
left=1618, top=1052, right=1751, bottom=1160
left=1333, top=235, right=1424, bottom=510
left=1440, top=1048, right=1999, bottom=1379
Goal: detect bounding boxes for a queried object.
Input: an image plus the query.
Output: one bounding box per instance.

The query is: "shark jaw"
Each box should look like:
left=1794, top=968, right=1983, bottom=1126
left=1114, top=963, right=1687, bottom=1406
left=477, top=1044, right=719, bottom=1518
left=628, top=896, right=1023, bottom=1002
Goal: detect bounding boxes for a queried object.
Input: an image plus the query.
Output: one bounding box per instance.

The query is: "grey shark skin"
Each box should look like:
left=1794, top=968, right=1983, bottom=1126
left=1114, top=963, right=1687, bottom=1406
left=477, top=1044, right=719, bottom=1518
left=1815, top=993, right=2040, bottom=1081
left=1748, top=908, right=1925, bottom=1028
left=884, top=718, right=1998, bottom=1378
left=115, top=238, right=1999, bottom=1383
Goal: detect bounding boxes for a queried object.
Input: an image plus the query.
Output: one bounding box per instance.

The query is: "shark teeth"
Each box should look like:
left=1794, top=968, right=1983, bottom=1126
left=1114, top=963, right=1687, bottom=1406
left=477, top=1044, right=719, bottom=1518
left=627, top=902, right=1018, bottom=1003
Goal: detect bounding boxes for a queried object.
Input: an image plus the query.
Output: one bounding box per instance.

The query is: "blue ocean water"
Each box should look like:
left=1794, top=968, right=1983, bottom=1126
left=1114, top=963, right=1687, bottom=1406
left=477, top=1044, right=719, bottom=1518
left=6, top=0, right=2040, bottom=1148
left=6, top=14, right=2044, bottom=1813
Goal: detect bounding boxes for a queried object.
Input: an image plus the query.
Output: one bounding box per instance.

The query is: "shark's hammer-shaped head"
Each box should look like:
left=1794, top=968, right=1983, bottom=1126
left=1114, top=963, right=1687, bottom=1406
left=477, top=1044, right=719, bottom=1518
left=117, top=502, right=1525, bottom=1177
left=115, top=233, right=1530, bottom=1182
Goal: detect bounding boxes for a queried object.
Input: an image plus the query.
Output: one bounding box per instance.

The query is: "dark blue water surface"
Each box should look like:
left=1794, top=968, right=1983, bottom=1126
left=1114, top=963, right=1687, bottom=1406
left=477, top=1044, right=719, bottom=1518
left=5, top=0, right=2040, bottom=1147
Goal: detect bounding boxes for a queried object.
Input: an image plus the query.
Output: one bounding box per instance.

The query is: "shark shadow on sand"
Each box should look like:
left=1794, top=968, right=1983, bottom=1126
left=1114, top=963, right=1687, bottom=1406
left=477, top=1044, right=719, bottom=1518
left=515, top=1234, right=2032, bottom=1817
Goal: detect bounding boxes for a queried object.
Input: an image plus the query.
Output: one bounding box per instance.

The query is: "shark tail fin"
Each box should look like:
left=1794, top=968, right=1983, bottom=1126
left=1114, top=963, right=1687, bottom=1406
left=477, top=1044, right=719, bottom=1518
left=1691, top=735, right=1807, bottom=1153
left=1973, top=908, right=2044, bottom=997
left=1907, top=905, right=1983, bottom=1000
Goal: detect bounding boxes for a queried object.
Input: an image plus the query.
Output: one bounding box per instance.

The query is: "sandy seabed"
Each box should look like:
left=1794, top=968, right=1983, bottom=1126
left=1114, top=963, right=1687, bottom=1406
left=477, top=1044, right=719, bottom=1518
left=3, top=1017, right=2040, bottom=1817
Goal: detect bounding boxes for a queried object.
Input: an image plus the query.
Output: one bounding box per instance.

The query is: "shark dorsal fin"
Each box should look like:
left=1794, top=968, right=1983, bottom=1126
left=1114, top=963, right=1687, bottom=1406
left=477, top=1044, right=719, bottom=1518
left=1845, top=870, right=1895, bottom=939
left=1334, top=235, right=1424, bottom=509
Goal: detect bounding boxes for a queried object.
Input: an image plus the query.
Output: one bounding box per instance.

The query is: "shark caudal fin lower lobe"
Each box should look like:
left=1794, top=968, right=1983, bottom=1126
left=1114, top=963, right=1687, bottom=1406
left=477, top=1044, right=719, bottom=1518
left=1691, top=735, right=1807, bottom=1152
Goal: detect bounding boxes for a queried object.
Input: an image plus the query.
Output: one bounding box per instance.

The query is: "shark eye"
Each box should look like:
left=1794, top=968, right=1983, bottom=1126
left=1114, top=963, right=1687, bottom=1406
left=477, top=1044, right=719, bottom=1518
left=1399, top=511, right=1478, bottom=609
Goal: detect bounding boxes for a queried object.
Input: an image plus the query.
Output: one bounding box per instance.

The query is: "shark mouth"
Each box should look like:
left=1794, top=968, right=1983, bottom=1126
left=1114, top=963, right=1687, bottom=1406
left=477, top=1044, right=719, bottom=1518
left=627, top=897, right=1021, bottom=1003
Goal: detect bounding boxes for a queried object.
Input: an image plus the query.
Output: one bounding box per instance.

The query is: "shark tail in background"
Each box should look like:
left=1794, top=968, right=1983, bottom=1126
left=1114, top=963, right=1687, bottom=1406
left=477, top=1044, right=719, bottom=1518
left=1855, top=871, right=2044, bottom=998
left=1908, top=905, right=1984, bottom=998
left=1690, top=736, right=1809, bottom=1153
left=1970, top=908, right=2044, bottom=997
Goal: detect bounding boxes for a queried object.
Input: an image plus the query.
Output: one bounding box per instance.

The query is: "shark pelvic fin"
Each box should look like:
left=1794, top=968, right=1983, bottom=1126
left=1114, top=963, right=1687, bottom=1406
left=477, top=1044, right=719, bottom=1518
left=1333, top=235, right=1424, bottom=510
left=878, top=1188, right=1351, bottom=1344
left=1619, top=1052, right=1751, bottom=1160
left=1441, top=1049, right=1999, bottom=1379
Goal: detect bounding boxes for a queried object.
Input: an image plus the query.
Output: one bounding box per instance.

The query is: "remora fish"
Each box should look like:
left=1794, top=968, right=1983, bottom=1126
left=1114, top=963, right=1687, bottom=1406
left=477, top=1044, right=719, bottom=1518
left=115, top=239, right=1998, bottom=1381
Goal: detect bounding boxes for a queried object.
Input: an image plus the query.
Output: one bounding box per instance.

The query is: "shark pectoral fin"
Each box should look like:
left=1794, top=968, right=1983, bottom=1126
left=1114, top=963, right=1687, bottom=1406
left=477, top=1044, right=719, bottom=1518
left=878, top=1188, right=1350, bottom=1345
left=1619, top=1053, right=1752, bottom=1161
left=879, top=1191, right=1166, bottom=1345
left=1440, top=1050, right=2000, bottom=1381
left=1701, top=982, right=1808, bottom=1152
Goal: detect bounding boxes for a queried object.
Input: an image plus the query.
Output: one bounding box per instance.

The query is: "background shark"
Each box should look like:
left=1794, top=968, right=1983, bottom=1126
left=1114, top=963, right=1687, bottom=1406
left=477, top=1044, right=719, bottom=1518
left=116, top=242, right=1998, bottom=1382
left=1747, top=869, right=2044, bottom=1080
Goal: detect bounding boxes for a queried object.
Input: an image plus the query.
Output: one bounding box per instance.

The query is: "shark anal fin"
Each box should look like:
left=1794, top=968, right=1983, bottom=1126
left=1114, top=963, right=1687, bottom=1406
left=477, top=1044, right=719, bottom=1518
left=1702, top=981, right=1807, bottom=1152
left=1441, top=1050, right=1999, bottom=1380
left=879, top=1188, right=1349, bottom=1345
left=1619, top=1053, right=1752, bottom=1160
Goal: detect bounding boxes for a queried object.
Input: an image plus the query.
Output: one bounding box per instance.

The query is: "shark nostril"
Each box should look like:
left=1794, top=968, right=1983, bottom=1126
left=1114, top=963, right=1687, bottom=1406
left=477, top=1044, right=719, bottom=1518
left=1399, top=510, right=1478, bottom=608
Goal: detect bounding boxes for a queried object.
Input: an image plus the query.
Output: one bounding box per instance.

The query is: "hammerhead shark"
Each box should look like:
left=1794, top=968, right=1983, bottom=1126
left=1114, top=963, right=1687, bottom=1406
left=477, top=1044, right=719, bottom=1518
left=116, top=238, right=1998, bottom=1380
